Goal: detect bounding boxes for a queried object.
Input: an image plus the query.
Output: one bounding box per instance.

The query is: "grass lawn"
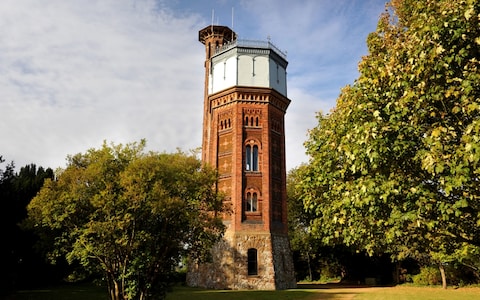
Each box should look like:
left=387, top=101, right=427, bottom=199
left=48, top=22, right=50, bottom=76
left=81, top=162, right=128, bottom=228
left=166, top=285, right=320, bottom=300
left=354, top=285, right=480, bottom=300
left=7, top=283, right=480, bottom=300
left=167, top=284, right=480, bottom=300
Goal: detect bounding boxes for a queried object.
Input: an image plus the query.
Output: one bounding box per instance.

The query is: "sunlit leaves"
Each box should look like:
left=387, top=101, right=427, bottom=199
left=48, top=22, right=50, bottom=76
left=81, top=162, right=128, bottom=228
left=300, top=0, right=480, bottom=266
left=25, top=141, right=224, bottom=299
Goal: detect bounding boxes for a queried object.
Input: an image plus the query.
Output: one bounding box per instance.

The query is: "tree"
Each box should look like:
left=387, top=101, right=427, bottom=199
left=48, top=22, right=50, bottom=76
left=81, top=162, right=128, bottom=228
left=0, top=155, right=15, bottom=185
left=300, top=0, right=480, bottom=288
left=0, top=158, right=55, bottom=295
left=10, top=165, right=56, bottom=286
left=287, top=166, right=318, bottom=281
left=289, top=167, right=394, bottom=284
left=24, top=141, right=224, bottom=299
left=0, top=156, right=16, bottom=295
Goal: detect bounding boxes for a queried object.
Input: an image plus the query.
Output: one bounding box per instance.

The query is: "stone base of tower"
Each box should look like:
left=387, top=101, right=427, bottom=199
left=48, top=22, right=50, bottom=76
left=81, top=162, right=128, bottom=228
left=186, top=230, right=296, bottom=290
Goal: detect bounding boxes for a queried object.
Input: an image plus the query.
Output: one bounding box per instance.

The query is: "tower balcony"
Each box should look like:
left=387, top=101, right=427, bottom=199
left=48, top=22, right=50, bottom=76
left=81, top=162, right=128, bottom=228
left=214, top=39, right=287, bottom=61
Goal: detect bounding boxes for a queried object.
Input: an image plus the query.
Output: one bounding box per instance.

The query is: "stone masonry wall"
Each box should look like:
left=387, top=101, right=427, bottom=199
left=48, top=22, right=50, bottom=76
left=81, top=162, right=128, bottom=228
left=187, top=230, right=296, bottom=290
left=271, top=234, right=297, bottom=289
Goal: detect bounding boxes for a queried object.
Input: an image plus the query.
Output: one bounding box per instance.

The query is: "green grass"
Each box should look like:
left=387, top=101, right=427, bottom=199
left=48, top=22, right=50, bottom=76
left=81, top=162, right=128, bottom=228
left=7, top=283, right=480, bottom=300
left=166, top=285, right=320, bottom=300
left=355, top=286, right=480, bottom=300
left=167, top=284, right=480, bottom=300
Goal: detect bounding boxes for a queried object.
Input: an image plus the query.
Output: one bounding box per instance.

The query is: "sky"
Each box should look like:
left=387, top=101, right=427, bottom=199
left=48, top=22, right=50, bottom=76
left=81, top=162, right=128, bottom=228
left=0, top=0, right=388, bottom=171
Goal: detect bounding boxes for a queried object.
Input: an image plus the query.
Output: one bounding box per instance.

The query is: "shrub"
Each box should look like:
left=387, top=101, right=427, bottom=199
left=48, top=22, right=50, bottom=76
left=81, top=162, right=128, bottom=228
left=412, top=266, right=441, bottom=286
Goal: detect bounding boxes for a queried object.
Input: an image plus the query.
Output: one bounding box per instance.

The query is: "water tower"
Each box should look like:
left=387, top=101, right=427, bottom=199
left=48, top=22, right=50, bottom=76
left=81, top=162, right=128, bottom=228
left=187, top=25, right=296, bottom=290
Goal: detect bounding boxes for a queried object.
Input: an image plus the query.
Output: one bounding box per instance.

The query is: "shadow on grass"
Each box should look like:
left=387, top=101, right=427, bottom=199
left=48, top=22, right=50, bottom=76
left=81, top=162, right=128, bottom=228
left=4, top=283, right=108, bottom=300
left=297, top=282, right=393, bottom=289
left=166, top=284, right=369, bottom=300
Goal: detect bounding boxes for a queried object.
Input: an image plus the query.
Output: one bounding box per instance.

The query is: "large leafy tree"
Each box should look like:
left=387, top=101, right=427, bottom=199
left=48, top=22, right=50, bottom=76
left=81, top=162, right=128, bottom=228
left=300, top=0, right=480, bottom=287
left=24, top=141, right=224, bottom=300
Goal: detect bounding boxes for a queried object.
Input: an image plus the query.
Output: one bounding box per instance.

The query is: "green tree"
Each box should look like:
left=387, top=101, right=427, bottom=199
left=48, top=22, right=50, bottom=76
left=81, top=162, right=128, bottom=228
left=288, top=167, right=393, bottom=284
left=0, top=155, right=15, bottom=184
left=24, top=141, right=224, bottom=300
left=300, top=0, right=480, bottom=288
left=0, top=156, right=16, bottom=294
left=287, top=166, right=318, bottom=281
left=1, top=159, right=55, bottom=294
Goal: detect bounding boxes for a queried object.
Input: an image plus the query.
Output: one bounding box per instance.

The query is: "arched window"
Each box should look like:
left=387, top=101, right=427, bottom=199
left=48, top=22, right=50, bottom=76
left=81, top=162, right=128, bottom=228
left=245, top=116, right=249, bottom=126
left=245, top=145, right=259, bottom=171
left=252, top=145, right=258, bottom=171
left=255, top=117, right=259, bottom=126
left=247, top=248, right=258, bottom=275
left=246, top=192, right=257, bottom=212
left=246, top=145, right=251, bottom=170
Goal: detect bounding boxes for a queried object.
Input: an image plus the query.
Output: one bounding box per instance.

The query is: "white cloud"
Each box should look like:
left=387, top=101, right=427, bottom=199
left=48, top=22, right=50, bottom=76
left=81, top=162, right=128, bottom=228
left=0, top=0, right=206, bottom=169
left=285, top=86, right=331, bottom=170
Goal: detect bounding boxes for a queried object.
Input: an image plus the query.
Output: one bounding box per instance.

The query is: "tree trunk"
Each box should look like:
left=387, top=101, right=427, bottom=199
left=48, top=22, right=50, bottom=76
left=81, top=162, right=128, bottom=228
left=114, top=281, right=121, bottom=300
left=393, top=262, right=400, bottom=284
left=107, top=277, right=124, bottom=300
left=439, top=263, right=447, bottom=289
left=306, top=250, right=313, bottom=281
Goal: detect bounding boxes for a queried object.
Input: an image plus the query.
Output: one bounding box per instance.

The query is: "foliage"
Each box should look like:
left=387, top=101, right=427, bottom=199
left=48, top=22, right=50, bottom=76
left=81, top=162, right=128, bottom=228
left=413, top=266, right=442, bottom=286
left=288, top=167, right=393, bottom=284
left=289, top=167, right=335, bottom=282
left=410, top=260, right=480, bottom=287
left=299, top=0, right=480, bottom=285
left=0, top=158, right=55, bottom=294
left=287, top=166, right=320, bottom=280
left=24, top=141, right=224, bottom=300
left=0, top=155, right=15, bottom=183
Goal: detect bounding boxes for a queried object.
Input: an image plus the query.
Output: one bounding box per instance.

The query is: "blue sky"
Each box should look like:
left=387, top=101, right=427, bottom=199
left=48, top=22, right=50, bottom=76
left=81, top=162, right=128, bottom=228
left=0, top=0, right=387, bottom=171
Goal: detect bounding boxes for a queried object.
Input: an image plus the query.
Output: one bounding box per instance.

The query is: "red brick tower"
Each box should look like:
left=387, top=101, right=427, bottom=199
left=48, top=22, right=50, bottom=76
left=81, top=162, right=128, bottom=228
left=187, top=25, right=296, bottom=290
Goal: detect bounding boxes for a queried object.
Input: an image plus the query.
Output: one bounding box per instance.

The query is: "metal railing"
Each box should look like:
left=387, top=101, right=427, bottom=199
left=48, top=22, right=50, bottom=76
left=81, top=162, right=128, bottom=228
left=215, top=39, right=287, bottom=60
